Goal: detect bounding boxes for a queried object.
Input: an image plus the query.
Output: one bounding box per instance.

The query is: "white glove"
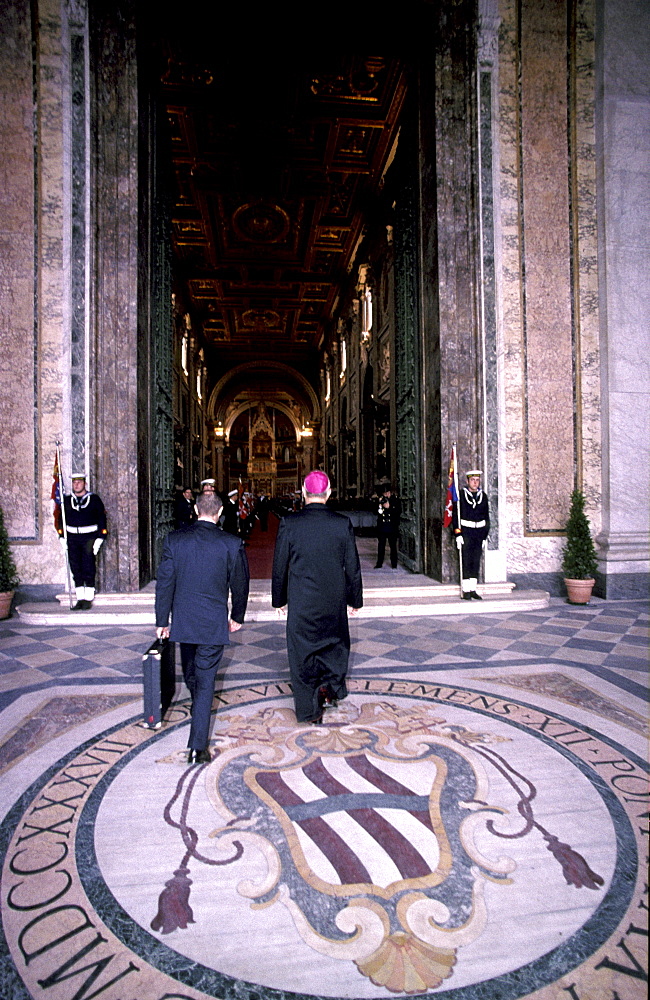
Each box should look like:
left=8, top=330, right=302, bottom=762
left=455, top=535, right=464, bottom=550
left=59, top=536, right=67, bottom=553
left=93, top=537, right=104, bottom=556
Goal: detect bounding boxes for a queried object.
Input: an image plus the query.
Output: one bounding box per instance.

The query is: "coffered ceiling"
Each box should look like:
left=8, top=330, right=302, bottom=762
left=157, top=45, right=408, bottom=380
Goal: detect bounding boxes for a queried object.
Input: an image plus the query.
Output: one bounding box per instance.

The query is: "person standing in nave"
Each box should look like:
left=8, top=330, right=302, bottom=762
left=174, top=487, right=197, bottom=529
left=256, top=493, right=270, bottom=531
left=57, top=473, right=107, bottom=610
left=220, top=490, right=240, bottom=535
left=272, top=470, right=363, bottom=725
left=374, top=484, right=401, bottom=569
left=452, top=469, right=490, bottom=600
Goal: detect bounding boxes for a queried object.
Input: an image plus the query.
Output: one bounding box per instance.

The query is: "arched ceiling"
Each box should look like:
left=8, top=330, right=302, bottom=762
left=152, top=21, right=409, bottom=389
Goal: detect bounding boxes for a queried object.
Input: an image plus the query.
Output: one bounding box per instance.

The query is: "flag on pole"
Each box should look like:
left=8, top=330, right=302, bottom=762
left=443, top=445, right=458, bottom=528
left=51, top=452, right=62, bottom=533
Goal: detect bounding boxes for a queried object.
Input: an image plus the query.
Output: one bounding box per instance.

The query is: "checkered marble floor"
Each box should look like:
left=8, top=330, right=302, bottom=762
left=0, top=597, right=646, bottom=760
left=0, top=598, right=647, bottom=1000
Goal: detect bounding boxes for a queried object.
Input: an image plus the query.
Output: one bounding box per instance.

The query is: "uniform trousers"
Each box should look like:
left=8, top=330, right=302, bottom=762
left=376, top=531, right=398, bottom=568
left=179, top=643, right=224, bottom=749
left=67, top=534, right=97, bottom=587
left=461, top=531, right=484, bottom=581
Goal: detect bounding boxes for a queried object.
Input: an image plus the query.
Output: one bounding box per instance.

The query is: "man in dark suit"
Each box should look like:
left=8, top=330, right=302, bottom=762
left=155, top=491, right=249, bottom=763
left=272, top=470, right=363, bottom=725
left=173, top=487, right=197, bottom=529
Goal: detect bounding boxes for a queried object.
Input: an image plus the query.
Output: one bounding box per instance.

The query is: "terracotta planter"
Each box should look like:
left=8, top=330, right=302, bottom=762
left=564, top=578, right=595, bottom=605
left=0, top=590, right=14, bottom=620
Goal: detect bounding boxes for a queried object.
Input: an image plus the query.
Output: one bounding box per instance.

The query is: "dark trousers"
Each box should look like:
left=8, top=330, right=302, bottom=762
left=376, top=532, right=398, bottom=568
left=461, top=533, right=483, bottom=580
left=67, top=534, right=97, bottom=587
left=179, top=642, right=224, bottom=749
left=287, top=636, right=349, bottom=723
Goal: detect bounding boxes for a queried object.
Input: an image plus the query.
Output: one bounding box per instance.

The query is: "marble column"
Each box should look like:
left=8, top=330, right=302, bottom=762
left=215, top=442, right=225, bottom=490
left=89, top=0, right=141, bottom=591
left=419, top=0, right=483, bottom=582
left=0, top=0, right=38, bottom=544
left=595, top=0, right=650, bottom=597
left=477, top=0, right=506, bottom=581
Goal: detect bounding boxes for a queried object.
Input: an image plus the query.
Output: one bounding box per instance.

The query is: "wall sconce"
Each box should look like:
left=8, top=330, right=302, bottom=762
left=215, top=424, right=225, bottom=438
left=300, top=424, right=313, bottom=438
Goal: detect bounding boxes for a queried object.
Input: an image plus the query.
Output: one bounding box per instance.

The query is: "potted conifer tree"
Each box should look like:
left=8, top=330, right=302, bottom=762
left=0, top=504, right=19, bottom=619
left=561, top=489, right=599, bottom=604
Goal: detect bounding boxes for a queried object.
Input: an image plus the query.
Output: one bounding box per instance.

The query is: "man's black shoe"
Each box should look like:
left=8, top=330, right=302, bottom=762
left=470, top=592, right=483, bottom=600
left=72, top=601, right=85, bottom=611
left=374, top=564, right=382, bottom=569
left=318, top=685, right=338, bottom=709
left=462, top=593, right=472, bottom=600
left=187, top=749, right=211, bottom=764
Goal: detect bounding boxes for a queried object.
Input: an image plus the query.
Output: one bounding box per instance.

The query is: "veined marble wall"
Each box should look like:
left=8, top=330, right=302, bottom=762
left=498, top=0, right=603, bottom=586
left=595, top=0, right=650, bottom=597
left=0, top=0, right=38, bottom=542
left=0, top=0, right=77, bottom=588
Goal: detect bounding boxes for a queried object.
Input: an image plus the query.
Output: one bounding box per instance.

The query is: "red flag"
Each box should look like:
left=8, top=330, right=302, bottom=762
left=51, top=452, right=62, bottom=533
left=443, top=446, right=458, bottom=528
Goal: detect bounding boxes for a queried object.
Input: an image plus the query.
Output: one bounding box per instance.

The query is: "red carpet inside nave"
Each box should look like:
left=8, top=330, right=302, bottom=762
left=243, top=512, right=279, bottom=578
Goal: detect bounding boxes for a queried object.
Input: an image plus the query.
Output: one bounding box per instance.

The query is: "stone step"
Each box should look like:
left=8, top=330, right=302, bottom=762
left=16, top=585, right=549, bottom=625
left=52, top=580, right=516, bottom=606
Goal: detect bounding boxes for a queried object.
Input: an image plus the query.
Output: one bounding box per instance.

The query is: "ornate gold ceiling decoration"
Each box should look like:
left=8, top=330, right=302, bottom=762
left=161, top=51, right=407, bottom=368
left=310, top=56, right=387, bottom=102
left=232, top=203, right=291, bottom=244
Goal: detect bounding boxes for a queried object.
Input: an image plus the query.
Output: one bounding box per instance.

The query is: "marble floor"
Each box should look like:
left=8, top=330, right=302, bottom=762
left=0, top=586, right=647, bottom=999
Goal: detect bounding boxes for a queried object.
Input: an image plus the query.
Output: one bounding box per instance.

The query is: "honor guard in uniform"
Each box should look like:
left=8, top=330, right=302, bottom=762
left=221, top=490, right=240, bottom=535
left=58, top=474, right=107, bottom=609
left=374, top=485, right=401, bottom=569
left=452, top=469, right=489, bottom=600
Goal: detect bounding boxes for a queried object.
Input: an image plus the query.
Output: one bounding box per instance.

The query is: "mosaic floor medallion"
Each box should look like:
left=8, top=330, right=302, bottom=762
left=1, top=677, right=647, bottom=1000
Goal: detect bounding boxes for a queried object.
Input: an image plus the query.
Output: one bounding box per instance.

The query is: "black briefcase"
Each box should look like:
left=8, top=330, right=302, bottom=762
left=142, top=638, right=176, bottom=729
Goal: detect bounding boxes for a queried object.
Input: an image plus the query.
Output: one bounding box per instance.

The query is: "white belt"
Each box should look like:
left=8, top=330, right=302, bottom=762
left=67, top=524, right=99, bottom=534
left=460, top=519, right=486, bottom=528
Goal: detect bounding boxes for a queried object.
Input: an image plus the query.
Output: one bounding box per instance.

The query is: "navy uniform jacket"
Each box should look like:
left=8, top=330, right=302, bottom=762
left=377, top=494, right=401, bottom=535
left=58, top=493, right=107, bottom=539
left=155, top=520, right=249, bottom=645
left=272, top=504, right=363, bottom=650
left=452, top=487, right=490, bottom=541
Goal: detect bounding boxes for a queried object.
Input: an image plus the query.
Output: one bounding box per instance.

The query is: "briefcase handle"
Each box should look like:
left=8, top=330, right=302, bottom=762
left=143, top=637, right=168, bottom=659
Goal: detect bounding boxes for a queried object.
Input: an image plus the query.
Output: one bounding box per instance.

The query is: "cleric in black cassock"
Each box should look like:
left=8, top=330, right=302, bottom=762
left=272, top=470, right=363, bottom=724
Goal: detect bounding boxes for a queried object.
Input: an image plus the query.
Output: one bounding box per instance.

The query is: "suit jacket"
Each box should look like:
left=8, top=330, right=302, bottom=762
left=272, top=504, right=363, bottom=649
left=155, top=520, right=249, bottom=645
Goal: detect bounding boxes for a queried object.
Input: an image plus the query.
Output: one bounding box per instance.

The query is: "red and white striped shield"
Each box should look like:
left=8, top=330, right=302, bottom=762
left=245, top=750, right=448, bottom=897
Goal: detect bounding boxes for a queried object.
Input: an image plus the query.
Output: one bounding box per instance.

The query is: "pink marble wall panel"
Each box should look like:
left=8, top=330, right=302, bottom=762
left=0, top=0, right=37, bottom=539
left=521, top=0, right=575, bottom=531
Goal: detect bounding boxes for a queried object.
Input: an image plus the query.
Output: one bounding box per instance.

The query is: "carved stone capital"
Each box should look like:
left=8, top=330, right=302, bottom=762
left=478, top=17, right=501, bottom=68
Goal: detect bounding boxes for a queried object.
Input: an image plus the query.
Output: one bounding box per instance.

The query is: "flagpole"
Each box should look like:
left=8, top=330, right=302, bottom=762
left=56, top=442, right=75, bottom=609
left=453, top=443, right=463, bottom=599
